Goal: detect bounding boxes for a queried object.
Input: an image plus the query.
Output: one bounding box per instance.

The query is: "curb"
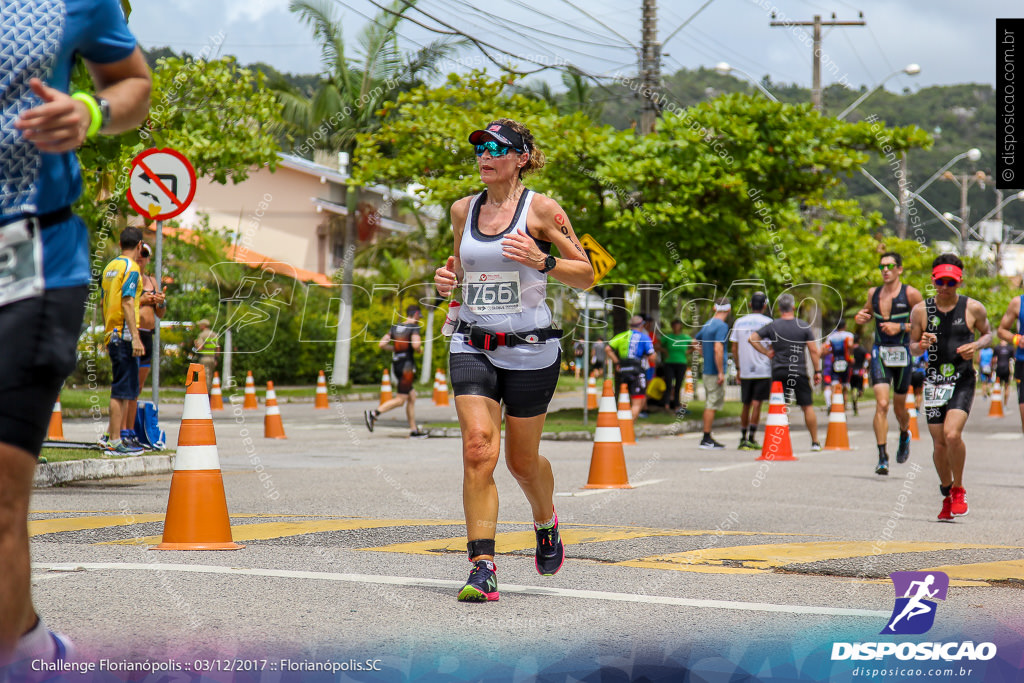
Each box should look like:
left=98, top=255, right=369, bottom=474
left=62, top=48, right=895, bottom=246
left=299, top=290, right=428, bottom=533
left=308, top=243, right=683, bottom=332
left=34, top=454, right=174, bottom=488
left=428, top=417, right=744, bottom=441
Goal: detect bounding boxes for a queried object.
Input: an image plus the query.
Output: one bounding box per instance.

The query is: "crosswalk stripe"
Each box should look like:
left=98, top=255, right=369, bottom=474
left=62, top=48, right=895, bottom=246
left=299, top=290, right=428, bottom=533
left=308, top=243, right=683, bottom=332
left=97, top=518, right=463, bottom=546
left=364, top=526, right=803, bottom=555
left=617, top=541, right=1020, bottom=572
left=29, top=514, right=165, bottom=537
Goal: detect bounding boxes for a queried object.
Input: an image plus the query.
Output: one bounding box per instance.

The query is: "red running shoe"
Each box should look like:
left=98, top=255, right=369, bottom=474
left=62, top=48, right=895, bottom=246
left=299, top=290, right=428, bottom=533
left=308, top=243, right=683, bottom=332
left=937, top=496, right=953, bottom=522
left=950, top=487, right=968, bottom=516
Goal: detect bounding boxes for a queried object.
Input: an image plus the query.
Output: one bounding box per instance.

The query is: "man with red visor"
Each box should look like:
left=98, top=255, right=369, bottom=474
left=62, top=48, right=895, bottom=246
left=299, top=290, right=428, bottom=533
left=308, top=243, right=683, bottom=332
left=909, top=254, right=992, bottom=522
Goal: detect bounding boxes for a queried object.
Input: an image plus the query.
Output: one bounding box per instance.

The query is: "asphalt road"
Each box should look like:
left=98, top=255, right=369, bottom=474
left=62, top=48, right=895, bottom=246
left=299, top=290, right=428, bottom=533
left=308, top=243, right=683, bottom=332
left=26, top=390, right=1024, bottom=682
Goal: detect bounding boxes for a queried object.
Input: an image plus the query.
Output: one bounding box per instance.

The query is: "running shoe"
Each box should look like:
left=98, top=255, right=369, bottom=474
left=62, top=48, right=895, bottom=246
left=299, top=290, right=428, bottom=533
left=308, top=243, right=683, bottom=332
left=895, top=431, right=911, bottom=464
left=875, top=457, right=889, bottom=476
left=409, top=429, right=429, bottom=439
left=738, top=439, right=753, bottom=451
left=937, top=496, right=954, bottom=521
left=950, top=486, right=968, bottom=516
left=534, top=516, right=565, bottom=576
left=97, top=433, right=111, bottom=448
left=457, top=560, right=499, bottom=602
left=698, top=437, right=725, bottom=450
left=124, top=433, right=151, bottom=452
left=363, top=409, right=377, bottom=433
left=104, top=439, right=142, bottom=457
left=810, top=442, right=822, bottom=452
left=745, top=439, right=762, bottom=451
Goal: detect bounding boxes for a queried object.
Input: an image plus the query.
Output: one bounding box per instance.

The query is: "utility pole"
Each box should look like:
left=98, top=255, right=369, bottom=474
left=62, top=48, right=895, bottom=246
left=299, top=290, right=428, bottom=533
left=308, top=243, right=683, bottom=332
left=769, top=13, right=865, bottom=111
left=897, top=151, right=909, bottom=239
left=639, top=0, right=660, bottom=134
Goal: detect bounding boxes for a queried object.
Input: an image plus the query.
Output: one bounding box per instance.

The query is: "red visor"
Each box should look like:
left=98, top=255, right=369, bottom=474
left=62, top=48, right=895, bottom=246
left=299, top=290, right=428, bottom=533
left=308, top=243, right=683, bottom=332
left=931, top=264, right=963, bottom=282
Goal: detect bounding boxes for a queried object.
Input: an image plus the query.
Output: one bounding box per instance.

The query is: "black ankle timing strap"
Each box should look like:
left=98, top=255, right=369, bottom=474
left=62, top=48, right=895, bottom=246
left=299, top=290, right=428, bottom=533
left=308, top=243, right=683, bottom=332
left=467, top=538, right=495, bottom=560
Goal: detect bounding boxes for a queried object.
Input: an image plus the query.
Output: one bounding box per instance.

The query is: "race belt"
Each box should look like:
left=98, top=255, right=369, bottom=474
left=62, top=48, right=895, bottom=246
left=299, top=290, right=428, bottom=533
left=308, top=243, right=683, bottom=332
left=455, top=321, right=563, bottom=350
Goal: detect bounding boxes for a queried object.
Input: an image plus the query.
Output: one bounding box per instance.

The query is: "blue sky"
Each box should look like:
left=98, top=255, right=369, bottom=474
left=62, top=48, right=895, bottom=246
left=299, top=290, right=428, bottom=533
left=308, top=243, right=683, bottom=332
left=130, top=0, right=1002, bottom=92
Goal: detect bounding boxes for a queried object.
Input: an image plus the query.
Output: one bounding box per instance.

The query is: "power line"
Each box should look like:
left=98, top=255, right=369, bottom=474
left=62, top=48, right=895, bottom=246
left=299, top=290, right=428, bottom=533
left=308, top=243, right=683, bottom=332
left=425, top=0, right=631, bottom=65
left=551, top=0, right=638, bottom=49
left=502, top=0, right=634, bottom=47
left=662, top=0, right=718, bottom=47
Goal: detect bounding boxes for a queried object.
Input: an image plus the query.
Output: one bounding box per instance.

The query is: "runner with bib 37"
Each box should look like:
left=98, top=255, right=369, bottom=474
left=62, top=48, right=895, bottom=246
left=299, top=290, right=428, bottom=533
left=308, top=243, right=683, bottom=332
left=909, top=254, right=991, bottom=522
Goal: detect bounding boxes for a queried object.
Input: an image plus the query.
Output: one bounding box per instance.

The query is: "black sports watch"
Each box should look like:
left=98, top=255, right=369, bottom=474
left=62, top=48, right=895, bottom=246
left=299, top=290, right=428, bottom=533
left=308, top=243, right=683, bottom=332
left=97, top=96, right=111, bottom=131
left=539, top=255, right=556, bottom=273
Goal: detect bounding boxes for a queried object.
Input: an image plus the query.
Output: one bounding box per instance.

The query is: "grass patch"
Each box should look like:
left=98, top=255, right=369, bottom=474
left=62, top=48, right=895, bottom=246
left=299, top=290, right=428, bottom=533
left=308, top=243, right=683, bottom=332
left=38, top=447, right=172, bottom=463
left=426, top=400, right=744, bottom=434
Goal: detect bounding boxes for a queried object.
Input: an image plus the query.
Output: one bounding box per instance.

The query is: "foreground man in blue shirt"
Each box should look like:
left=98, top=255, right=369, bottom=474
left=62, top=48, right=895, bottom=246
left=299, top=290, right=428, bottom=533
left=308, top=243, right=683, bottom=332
left=1, top=0, right=151, bottom=670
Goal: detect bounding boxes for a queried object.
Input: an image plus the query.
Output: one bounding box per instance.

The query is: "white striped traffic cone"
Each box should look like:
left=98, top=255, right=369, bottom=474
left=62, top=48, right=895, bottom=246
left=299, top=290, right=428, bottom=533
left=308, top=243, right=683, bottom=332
left=586, top=376, right=599, bottom=410
left=758, top=381, right=796, bottom=461
left=617, top=383, right=636, bottom=445
left=209, top=371, right=224, bottom=411
left=154, top=364, right=243, bottom=551
left=584, top=379, right=631, bottom=489
left=264, top=381, right=287, bottom=439
left=315, top=370, right=329, bottom=409
left=824, top=382, right=850, bottom=450
left=243, top=371, right=258, bottom=410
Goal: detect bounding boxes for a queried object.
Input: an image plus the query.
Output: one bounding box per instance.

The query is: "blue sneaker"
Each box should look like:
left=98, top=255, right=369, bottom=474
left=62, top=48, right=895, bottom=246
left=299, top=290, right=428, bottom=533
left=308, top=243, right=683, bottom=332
left=104, top=439, right=143, bottom=457
left=896, top=431, right=911, bottom=464
left=457, top=560, right=499, bottom=602
left=534, top=515, right=565, bottom=576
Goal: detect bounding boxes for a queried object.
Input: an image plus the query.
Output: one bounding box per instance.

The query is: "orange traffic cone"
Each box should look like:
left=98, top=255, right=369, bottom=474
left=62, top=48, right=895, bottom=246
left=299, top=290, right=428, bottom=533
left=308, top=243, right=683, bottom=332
left=47, top=396, right=64, bottom=440
left=989, top=380, right=1005, bottom=418
left=379, top=369, right=393, bottom=405
left=586, top=376, right=599, bottom=410
left=154, top=364, right=243, bottom=551
left=584, top=379, right=631, bottom=489
left=683, top=368, right=695, bottom=401
left=906, top=386, right=921, bottom=441
left=315, top=370, right=329, bottom=409
left=758, top=381, right=796, bottom=461
left=243, top=371, right=258, bottom=410
left=436, top=369, right=450, bottom=407
left=617, top=383, right=637, bottom=445
left=264, top=381, right=287, bottom=439
left=824, top=382, right=850, bottom=450
left=209, top=371, right=224, bottom=411
left=432, top=369, right=442, bottom=404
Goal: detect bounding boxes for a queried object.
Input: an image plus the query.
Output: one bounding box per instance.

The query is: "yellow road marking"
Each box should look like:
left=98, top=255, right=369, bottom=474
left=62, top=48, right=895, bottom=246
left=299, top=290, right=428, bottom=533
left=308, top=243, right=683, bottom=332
left=99, top=518, right=463, bottom=546
left=364, top=527, right=802, bottom=555
left=921, top=559, right=1024, bottom=583
left=616, top=541, right=1019, bottom=573
left=29, top=514, right=165, bottom=537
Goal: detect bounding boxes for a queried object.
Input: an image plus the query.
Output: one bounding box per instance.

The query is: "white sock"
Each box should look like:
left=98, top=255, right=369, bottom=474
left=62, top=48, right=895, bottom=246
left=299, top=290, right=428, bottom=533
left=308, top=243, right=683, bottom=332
left=13, top=616, right=56, bottom=663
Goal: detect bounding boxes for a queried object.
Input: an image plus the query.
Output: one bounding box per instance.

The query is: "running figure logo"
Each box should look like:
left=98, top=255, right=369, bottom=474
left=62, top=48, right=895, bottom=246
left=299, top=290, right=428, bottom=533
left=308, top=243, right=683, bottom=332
left=881, top=571, right=949, bottom=635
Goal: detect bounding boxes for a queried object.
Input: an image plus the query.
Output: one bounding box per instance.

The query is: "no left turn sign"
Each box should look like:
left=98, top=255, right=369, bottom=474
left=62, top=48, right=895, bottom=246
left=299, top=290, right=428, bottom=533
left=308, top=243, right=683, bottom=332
left=127, top=148, right=196, bottom=221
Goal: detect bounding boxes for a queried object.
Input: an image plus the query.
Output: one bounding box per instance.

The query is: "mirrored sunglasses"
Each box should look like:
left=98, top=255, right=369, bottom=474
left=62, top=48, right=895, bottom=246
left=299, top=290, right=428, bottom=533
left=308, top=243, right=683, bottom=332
left=475, top=140, right=514, bottom=157
left=933, top=278, right=958, bottom=287
left=878, top=263, right=898, bottom=271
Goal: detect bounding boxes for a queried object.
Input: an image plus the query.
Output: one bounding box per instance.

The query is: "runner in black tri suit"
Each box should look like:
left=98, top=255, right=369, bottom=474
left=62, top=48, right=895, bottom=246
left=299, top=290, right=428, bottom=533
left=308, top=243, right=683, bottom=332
left=364, top=305, right=428, bottom=438
left=854, top=251, right=924, bottom=476
left=996, top=292, right=1024, bottom=433
left=910, top=253, right=991, bottom=522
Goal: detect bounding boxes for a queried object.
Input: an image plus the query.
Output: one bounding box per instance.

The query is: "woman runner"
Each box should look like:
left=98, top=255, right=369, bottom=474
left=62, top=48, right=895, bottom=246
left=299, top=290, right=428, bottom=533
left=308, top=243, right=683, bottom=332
left=433, top=118, right=594, bottom=601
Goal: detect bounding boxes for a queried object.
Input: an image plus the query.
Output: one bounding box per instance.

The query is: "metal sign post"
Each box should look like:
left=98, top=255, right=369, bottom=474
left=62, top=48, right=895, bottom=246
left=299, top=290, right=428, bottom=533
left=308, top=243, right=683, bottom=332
left=152, top=220, right=162, bottom=407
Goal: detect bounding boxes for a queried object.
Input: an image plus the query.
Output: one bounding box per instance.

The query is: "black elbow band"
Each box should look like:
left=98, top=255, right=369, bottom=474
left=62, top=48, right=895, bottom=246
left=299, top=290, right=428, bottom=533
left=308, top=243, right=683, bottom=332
left=467, top=538, right=495, bottom=560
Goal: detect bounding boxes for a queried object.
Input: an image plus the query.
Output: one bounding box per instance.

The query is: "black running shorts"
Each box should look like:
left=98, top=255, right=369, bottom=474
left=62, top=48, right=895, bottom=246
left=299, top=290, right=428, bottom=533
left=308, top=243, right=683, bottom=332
left=0, top=286, right=88, bottom=457
left=773, top=370, right=813, bottom=407
left=869, top=345, right=912, bottom=394
left=449, top=350, right=561, bottom=418
left=392, top=357, right=416, bottom=395
left=740, top=377, right=771, bottom=404
left=924, top=375, right=976, bottom=425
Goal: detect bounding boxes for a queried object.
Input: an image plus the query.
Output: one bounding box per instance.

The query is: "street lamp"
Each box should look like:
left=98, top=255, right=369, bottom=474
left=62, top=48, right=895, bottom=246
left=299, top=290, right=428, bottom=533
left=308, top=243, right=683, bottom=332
left=916, top=148, right=982, bottom=195
left=836, top=64, right=921, bottom=121
left=714, top=62, right=779, bottom=102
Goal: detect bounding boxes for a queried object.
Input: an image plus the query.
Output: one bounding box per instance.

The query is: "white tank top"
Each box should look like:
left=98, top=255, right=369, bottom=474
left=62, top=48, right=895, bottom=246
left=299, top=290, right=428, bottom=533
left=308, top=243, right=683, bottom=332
left=450, top=189, right=560, bottom=370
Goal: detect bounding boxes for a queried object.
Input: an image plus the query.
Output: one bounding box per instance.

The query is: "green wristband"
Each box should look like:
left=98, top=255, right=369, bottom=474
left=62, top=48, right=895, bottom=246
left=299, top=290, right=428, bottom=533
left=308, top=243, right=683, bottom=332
left=71, top=92, right=102, bottom=138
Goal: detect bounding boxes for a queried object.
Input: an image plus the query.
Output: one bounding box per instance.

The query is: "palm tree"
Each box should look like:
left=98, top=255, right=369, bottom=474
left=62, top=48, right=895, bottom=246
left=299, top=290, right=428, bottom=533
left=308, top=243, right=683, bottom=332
left=280, top=0, right=460, bottom=384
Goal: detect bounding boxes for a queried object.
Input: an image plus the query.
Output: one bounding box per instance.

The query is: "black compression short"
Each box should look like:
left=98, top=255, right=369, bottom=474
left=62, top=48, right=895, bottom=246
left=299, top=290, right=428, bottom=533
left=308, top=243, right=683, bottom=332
left=924, top=374, right=976, bottom=425
left=449, top=350, right=561, bottom=418
left=0, top=286, right=88, bottom=456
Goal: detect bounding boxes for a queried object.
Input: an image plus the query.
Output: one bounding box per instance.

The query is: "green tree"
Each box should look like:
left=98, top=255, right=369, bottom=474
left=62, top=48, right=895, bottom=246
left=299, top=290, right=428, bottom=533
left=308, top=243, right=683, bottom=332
left=280, top=0, right=460, bottom=385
